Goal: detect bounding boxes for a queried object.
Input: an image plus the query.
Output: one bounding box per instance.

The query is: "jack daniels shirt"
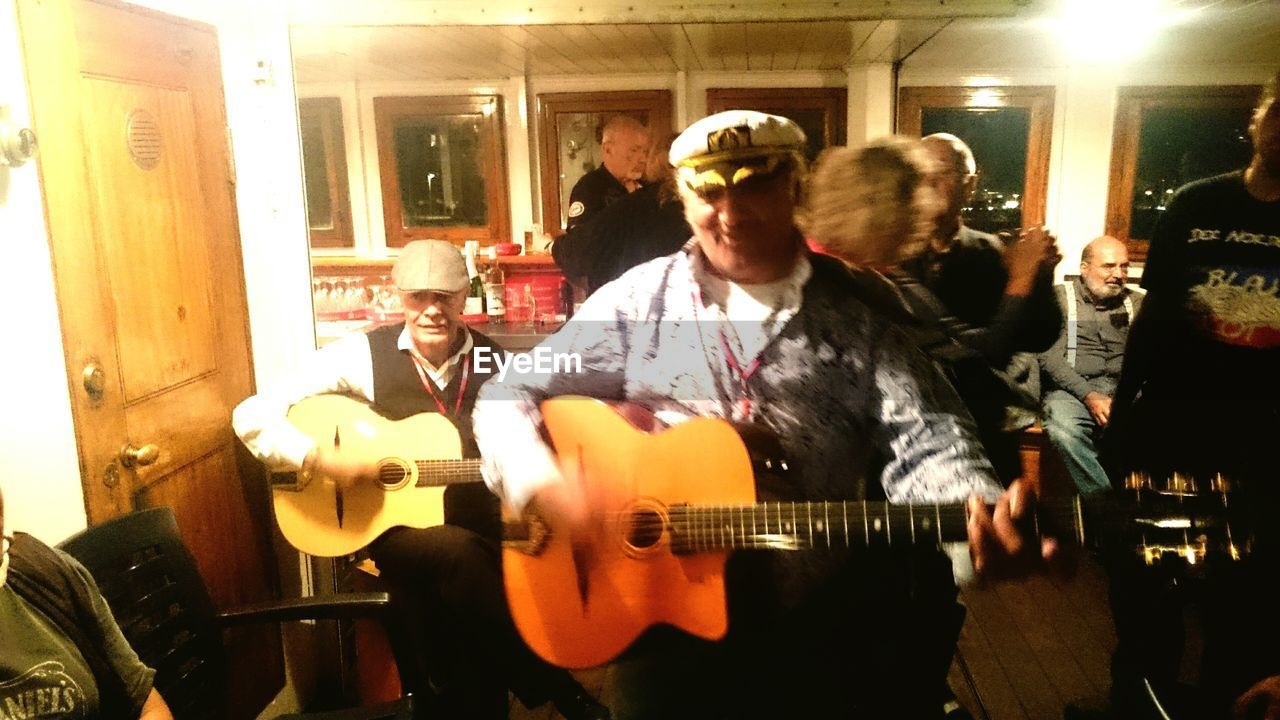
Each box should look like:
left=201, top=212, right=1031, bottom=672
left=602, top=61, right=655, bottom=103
left=1, top=537, right=154, bottom=720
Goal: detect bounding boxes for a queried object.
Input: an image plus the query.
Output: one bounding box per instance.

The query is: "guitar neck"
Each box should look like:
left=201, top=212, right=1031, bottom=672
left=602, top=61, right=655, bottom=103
left=411, top=459, right=484, bottom=487
left=668, top=498, right=1084, bottom=552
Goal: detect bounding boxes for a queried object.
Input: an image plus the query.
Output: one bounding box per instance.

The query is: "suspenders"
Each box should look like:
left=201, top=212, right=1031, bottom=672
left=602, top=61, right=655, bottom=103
left=1061, top=281, right=1135, bottom=367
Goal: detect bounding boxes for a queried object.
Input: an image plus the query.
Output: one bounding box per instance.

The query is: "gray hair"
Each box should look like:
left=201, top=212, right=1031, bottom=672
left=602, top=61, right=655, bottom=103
left=804, top=137, right=941, bottom=266
left=601, top=115, right=648, bottom=145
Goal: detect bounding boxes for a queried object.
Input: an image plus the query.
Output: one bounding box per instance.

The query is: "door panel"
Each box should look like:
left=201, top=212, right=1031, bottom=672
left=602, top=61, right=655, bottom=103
left=83, top=78, right=218, bottom=399
left=138, top=446, right=278, bottom=720
left=17, top=0, right=282, bottom=715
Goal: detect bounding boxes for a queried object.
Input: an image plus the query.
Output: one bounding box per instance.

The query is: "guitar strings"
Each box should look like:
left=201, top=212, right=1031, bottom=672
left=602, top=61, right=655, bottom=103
left=512, top=500, right=1082, bottom=546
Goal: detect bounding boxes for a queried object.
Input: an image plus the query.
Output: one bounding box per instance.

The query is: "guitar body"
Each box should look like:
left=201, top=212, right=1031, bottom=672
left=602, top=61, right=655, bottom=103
left=503, top=399, right=1246, bottom=670
left=275, top=394, right=465, bottom=557
left=503, top=396, right=757, bottom=669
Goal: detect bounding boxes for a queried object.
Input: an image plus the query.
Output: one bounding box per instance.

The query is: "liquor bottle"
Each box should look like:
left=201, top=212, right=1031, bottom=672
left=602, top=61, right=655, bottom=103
left=463, top=241, right=485, bottom=316
left=483, top=246, right=506, bottom=325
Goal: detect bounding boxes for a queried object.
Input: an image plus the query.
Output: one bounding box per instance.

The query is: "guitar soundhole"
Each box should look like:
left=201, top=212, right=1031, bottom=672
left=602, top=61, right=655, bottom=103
left=624, top=507, right=666, bottom=552
left=377, top=460, right=412, bottom=490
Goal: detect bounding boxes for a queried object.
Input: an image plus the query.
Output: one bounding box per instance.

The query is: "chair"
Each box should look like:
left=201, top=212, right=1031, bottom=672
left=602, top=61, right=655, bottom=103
left=57, top=507, right=423, bottom=720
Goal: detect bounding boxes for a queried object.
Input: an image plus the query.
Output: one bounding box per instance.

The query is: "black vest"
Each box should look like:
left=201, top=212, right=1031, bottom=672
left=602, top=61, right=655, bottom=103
left=366, top=324, right=504, bottom=536
left=366, top=324, right=504, bottom=457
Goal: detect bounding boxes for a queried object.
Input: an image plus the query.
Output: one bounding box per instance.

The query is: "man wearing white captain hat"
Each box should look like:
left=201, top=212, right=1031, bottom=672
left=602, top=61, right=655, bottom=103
left=475, top=111, right=1055, bottom=718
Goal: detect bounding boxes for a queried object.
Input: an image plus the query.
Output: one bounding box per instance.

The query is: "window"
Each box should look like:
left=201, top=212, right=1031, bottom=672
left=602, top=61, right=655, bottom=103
left=1106, top=85, right=1260, bottom=260
left=898, top=86, right=1055, bottom=235
left=537, top=90, right=672, bottom=233
left=298, top=97, right=354, bottom=250
left=374, top=95, right=510, bottom=247
left=705, top=87, right=847, bottom=164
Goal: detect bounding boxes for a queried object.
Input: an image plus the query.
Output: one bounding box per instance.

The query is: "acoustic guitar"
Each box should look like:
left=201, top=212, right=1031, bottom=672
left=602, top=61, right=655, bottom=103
left=271, top=394, right=483, bottom=557
left=502, top=396, right=1244, bottom=669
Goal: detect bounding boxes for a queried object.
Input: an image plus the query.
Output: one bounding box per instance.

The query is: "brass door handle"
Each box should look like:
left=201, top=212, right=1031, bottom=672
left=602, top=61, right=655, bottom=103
left=120, top=443, right=161, bottom=468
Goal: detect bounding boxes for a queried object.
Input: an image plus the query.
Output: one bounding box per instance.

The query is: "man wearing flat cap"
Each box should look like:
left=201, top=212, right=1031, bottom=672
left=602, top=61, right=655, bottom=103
left=474, top=112, right=1055, bottom=718
left=232, top=239, right=610, bottom=720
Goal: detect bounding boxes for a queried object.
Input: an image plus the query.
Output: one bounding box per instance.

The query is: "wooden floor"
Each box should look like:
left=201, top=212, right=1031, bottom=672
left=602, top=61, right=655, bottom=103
left=946, top=556, right=1116, bottom=720
left=509, top=554, right=1117, bottom=720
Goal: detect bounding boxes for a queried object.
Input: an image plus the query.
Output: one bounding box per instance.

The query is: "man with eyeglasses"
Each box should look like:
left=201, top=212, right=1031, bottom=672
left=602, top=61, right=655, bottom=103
left=233, top=240, right=609, bottom=720
left=896, top=132, right=1063, bottom=485
left=1038, top=236, right=1142, bottom=495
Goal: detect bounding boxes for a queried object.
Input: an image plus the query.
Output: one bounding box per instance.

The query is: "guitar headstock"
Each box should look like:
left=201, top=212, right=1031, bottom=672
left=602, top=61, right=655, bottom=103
left=1080, top=472, right=1248, bottom=567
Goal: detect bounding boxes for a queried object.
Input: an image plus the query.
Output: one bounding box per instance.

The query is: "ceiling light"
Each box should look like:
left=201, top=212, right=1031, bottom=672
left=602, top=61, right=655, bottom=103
left=1054, top=0, right=1199, bottom=64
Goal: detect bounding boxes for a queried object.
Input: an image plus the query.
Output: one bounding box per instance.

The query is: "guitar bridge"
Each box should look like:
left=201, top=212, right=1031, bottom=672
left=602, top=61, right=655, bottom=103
left=269, top=472, right=307, bottom=492
left=503, top=514, right=551, bottom=556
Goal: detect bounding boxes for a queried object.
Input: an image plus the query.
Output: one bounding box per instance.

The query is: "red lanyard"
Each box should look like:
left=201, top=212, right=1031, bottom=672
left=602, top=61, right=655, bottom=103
left=410, top=352, right=471, bottom=418
left=719, top=330, right=761, bottom=418
left=693, top=287, right=763, bottom=418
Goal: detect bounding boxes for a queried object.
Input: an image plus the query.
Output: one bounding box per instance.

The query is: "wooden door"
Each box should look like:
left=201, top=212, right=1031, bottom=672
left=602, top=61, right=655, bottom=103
left=16, top=0, right=283, bottom=715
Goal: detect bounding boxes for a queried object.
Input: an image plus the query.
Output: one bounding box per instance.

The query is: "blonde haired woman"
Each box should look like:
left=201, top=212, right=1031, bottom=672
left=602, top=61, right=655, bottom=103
left=805, top=136, right=940, bottom=267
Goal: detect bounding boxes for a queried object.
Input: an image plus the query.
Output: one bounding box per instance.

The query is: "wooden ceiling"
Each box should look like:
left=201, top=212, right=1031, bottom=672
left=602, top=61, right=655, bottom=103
left=290, top=21, right=952, bottom=81
left=289, top=2, right=1280, bottom=83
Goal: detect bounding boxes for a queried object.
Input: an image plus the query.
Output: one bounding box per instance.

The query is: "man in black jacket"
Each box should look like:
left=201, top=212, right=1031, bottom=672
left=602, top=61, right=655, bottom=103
left=554, top=134, right=691, bottom=294
left=895, top=132, right=1062, bottom=484
left=564, top=115, right=651, bottom=230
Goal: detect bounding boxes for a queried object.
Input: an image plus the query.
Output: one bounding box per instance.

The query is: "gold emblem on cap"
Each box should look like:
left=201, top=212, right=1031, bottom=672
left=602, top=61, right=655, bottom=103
left=707, top=125, right=752, bottom=154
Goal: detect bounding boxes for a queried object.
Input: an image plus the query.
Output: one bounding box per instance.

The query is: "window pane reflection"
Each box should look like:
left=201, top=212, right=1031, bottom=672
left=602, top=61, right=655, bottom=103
left=395, top=115, right=488, bottom=229
left=1129, top=106, right=1253, bottom=239
left=556, top=112, right=608, bottom=228
left=301, top=126, right=333, bottom=230
left=923, top=107, right=1030, bottom=234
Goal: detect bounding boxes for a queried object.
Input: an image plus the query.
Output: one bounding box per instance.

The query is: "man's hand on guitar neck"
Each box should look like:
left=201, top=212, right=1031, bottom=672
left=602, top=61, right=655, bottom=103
left=966, top=480, right=1061, bottom=579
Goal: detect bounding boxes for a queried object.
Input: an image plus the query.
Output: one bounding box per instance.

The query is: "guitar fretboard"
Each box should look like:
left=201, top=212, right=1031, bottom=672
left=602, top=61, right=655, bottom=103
left=664, top=499, right=1084, bottom=553
left=398, top=459, right=484, bottom=487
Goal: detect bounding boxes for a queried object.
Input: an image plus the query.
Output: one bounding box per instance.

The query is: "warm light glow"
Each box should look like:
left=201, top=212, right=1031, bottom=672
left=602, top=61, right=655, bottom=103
left=970, top=88, right=1003, bottom=107
left=962, top=76, right=1008, bottom=88
left=1054, top=0, right=1200, bottom=63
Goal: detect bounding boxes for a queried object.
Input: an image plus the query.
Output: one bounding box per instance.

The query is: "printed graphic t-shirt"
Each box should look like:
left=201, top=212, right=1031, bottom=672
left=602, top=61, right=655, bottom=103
left=1132, top=171, right=1280, bottom=477
left=0, top=553, right=154, bottom=720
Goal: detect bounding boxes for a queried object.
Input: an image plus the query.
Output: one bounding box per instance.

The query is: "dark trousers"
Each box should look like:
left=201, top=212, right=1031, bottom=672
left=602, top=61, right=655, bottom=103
left=368, top=485, right=572, bottom=719
left=611, top=547, right=964, bottom=720
left=1106, top=549, right=1280, bottom=719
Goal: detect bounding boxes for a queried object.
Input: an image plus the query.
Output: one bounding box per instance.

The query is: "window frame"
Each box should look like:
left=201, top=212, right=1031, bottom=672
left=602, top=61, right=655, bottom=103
left=536, top=89, right=673, bottom=234
left=373, top=94, right=510, bottom=248
left=298, top=97, right=354, bottom=250
left=1105, top=84, right=1261, bottom=261
left=704, top=87, right=848, bottom=158
left=897, top=85, right=1055, bottom=231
